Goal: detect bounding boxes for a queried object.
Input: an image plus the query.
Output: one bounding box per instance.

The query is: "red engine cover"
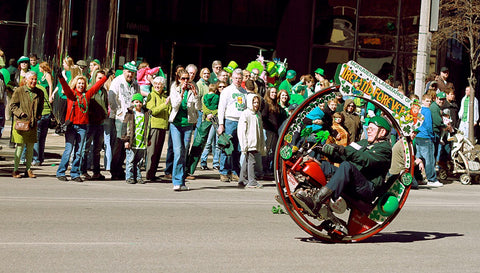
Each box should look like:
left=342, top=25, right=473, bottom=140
left=302, top=160, right=327, bottom=187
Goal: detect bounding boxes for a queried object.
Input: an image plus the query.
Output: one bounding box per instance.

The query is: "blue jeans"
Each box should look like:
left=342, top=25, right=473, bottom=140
left=200, top=125, right=220, bottom=167
left=219, top=119, right=240, bottom=176
left=81, top=124, right=104, bottom=174
left=164, top=132, right=173, bottom=175
left=126, top=148, right=145, bottom=180
left=415, top=137, right=437, bottom=182
left=33, top=114, right=50, bottom=163
left=322, top=161, right=375, bottom=201
left=56, top=124, right=87, bottom=179
left=170, top=123, right=193, bottom=186
left=103, top=119, right=115, bottom=171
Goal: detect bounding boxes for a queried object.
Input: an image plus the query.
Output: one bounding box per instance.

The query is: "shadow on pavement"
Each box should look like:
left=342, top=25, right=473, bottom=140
left=297, top=230, right=463, bottom=244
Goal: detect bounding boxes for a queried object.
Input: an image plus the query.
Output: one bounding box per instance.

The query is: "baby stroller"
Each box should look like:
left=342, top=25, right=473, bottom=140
left=438, top=130, right=480, bottom=185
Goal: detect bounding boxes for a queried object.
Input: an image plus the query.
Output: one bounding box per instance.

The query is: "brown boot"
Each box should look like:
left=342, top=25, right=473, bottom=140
left=26, top=170, right=36, bottom=178
left=12, top=171, right=22, bottom=178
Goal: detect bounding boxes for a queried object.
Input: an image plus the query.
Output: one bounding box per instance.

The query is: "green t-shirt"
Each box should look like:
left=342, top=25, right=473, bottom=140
left=134, top=111, right=146, bottom=149
left=173, top=91, right=190, bottom=127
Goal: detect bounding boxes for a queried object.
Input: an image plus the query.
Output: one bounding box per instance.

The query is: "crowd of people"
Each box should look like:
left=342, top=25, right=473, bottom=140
left=0, top=49, right=477, bottom=193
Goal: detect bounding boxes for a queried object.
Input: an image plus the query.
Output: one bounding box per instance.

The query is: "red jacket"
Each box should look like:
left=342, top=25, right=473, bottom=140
left=59, top=76, right=108, bottom=125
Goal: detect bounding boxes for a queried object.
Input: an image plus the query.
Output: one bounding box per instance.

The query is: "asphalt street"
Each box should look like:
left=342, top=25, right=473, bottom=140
left=1, top=126, right=480, bottom=272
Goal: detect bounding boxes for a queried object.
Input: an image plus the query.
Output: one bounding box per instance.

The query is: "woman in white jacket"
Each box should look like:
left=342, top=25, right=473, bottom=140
left=458, top=86, right=479, bottom=139
left=168, top=70, right=201, bottom=191
left=237, top=94, right=266, bottom=188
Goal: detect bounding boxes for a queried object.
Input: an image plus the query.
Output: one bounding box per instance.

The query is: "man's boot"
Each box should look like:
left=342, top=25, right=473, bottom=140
left=293, top=186, right=333, bottom=216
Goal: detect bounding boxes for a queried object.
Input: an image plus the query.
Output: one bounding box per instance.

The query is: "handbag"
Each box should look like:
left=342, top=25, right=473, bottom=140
left=55, top=99, right=75, bottom=134
left=45, top=97, right=58, bottom=129
left=48, top=113, right=58, bottom=129
left=15, top=120, right=30, bottom=131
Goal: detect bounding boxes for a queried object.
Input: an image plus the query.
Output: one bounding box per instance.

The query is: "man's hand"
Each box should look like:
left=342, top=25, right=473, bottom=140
left=322, top=144, right=335, bottom=155
left=322, top=143, right=345, bottom=156
left=217, top=124, right=225, bottom=135
left=124, top=142, right=131, bottom=149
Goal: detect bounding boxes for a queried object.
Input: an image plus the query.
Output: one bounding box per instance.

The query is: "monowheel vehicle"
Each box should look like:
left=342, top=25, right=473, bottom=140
left=274, top=61, right=423, bottom=242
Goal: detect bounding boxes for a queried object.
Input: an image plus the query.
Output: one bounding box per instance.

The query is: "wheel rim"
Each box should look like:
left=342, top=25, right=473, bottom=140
left=274, top=85, right=412, bottom=243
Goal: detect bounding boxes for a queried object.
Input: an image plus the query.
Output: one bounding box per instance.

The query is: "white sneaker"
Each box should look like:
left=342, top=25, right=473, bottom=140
left=173, top=185, right=189, bottom=191
left=427, top=181, right=444, bottom=187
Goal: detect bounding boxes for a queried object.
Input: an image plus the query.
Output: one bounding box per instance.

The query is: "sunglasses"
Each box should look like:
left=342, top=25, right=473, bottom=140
left=180, top=77, right=189, bottom=80
left=218, top=86, right=226, bottom=88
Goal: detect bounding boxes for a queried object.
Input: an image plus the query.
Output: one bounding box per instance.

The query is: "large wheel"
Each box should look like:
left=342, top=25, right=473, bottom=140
left=274, top=85, right=413, bottom=243
left=460, top=174, right=471, bottom=185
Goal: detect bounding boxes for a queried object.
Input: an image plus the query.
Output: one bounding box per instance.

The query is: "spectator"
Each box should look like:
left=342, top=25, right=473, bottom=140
left=277, top=89, right=290, bottom=117
left=186, top=82, right=220, bottom=177
left=292, top=74, right=315, bottom=100
left=137, top=62, right=160, bottom=96
left=261, top=86, right=284, bottom=175
left=145, top=76, right=170, bottom=181
left=279, top=70, right=296, bottom=94
left=14, top=56, right=30, bottom=87
left=209, top=60, right=222, bottom=84
left=56, top=70, right=108, bottom=182
left=458, top=86, right=479, bottom=139
left=122, top=93, right=149, bottom=184
left=430, top=92, right=447, bottom=163
left=331, top=112, right=349, bottom=146
left=217, top=69, right=230, bottom=85
left=37, top=62, right=53, bottom=99
left=435, top=67, right=452, bottom=93
left=250, top=68, right=266, bottom=98
left=238, top=94, right=266, bottom=188
left=217, top=68, right=247, bottom=182
left=29, top=53, right=40, bottom=75
left=32, top=65, right=54, bottom=166
left=443, top=87, right=459, bottom=129
left=108, top=61, right=140, bottom=180
left=88, top=59, right=101, bottom=83
left=10, top=71, right=44, bottom=178
left=168, top=69, right=200, bottom=191
left=0, top=73, right=5, bottom=138
left=314, top=68, right=326, bottom=92
left=415, top=93, right=443, bottom=187
left=200, top=82, right=224, bottom=170
left=342, top=99, right=362, bottom=143
left=81, top=70, right=109, bottom=180
left=196, top=67, right=210, bottom=129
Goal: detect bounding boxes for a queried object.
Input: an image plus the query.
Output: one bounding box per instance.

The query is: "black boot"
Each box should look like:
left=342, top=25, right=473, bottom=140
left=293, top=186, right=333, bottom=216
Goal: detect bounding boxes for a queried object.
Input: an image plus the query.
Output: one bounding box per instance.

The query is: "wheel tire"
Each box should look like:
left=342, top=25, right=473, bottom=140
left=460, top=174, right=471, bottom=185
left=438, top=169, right=448, bottom=180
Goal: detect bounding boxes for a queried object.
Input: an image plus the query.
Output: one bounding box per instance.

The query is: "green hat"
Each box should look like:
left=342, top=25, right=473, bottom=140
left=93, top=59, right=101, bottom=65
left=131, top=93, right=144, bottom=103
left=368, top=116, right=391, bottom=131
left=123, top=61, right=137, bottom=72
left=17, top=56, right=29, bottom=64
left=246, top=61, right=264, bottom=75
left=286, top=69, right=296, bottom=79
left=314, top=68, right=325, bottom=76
left=265, top=61, right=277, bottom=77
left=224, top=61, right=238, bottom=73
left=437, top=92, right=446, bottom=99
